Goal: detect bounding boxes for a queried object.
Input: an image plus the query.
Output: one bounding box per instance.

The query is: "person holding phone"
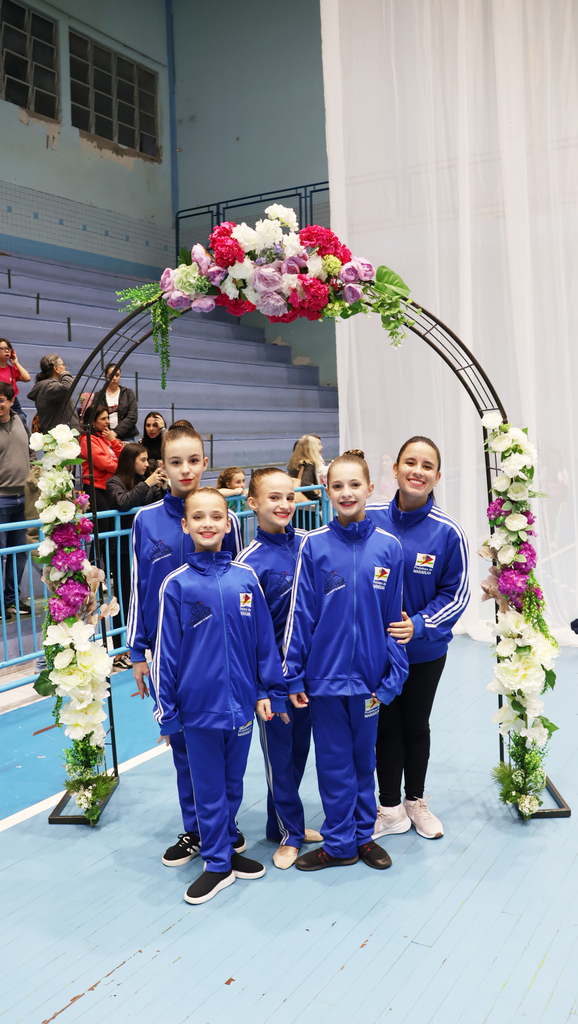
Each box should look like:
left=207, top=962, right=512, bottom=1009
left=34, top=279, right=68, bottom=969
left=0, top=339, right=30, bottom=428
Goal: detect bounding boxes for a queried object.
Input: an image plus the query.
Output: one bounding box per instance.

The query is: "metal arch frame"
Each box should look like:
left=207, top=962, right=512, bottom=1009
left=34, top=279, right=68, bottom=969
left=53, top=298, right=569, bottom=820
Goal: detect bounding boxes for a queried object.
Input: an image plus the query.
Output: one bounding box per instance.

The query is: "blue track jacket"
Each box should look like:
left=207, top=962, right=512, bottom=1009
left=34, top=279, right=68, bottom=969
left=282, top=517, right=409, bottom=704
left=366, top=493, right=469, bottom=663
left=153, top=552, right=287, bottom=733
left=235, top=524, right=307, bottom=650
left=127, top=492, right=241, bottom=661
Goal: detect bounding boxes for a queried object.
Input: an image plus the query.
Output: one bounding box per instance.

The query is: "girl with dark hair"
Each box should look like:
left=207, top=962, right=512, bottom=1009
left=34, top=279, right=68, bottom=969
left=139, top=411, right=167, bottom=464
left=103, top=363, right=138, bottom=441
left=0, top=338, right=30, bottom=428
left=367, top=436, right=470, bottom=841
left=79, top=404, right=123, bottom=585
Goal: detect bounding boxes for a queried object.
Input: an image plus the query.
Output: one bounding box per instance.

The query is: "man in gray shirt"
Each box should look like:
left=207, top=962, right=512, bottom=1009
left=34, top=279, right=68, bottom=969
left=0, top=381, right=31, bottom=619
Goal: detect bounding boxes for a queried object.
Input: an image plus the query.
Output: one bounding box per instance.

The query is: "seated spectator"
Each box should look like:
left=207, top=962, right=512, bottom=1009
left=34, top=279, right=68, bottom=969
left=106, top=442, right=167, bottom=668
left=0, top=382, right=31, bottom=619
left=0, top=339, right=30, bottom=429
left=217, top=466, right=247, bottom=508
left=27, top=353, right=80, bottom=433
left=139, top=411, right=166, bottom=465
left=103, top=363, right=138, bottom=441
left=287, top=434, right=324, bottom=495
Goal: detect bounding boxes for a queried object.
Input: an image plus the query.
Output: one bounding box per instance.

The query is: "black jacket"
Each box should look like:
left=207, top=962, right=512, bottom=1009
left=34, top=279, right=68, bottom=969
left=108, top=386, right=138, bottom=441
left=106, top=473, right=163, bottom=514
left=27, top=372, right=81, bottom=433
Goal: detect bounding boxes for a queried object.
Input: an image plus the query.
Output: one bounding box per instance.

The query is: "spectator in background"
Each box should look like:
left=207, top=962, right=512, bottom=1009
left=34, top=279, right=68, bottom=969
left=0, top=382, right=31, bottom=619
left=27, top=353, right=80, bottom=433
left=139, top=411, right=166, bottom=466
left=217, top=466, right=247, bottom=508
left=287, top=434, right=324, bottom=497
left=103, top=363, right=138, bottom=441
left=0, top=339, right=31, bottom=429
left=79, top=405, right=123, bottom=562
left=106, top=442, right=167, bottom=668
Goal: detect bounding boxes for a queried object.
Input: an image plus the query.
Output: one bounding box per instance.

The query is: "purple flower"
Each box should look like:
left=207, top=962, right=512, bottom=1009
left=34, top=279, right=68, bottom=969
left=513, top=541, right=537, bottom=574
left=75, top=492, right=90, bottom=510
left=281, top=256, right=307, bottom=274
left=191, top=296, right=216, bottom=313
left=256, top=292, right=288, bottom=317
left=343, top=283, right=363, bottom=304
left=487, top=497, right=505, bottom=521
left=52, top=523, right=81, bottom=547
left=497, top=569, right=529, bottom=610
left=191, top=244, right=211, bottom=275
left=160, top=267, right=174, bottom=292
left=523, top=509, right=536, bottom=526
left=57, top=578, right=89, bottom=609
left=339, top=262, right=360, bottom=284
left=273, top=243, right=284, bottom=255
left=206, top=264, right=228, bottom=286
left=255, top=257, right=267, bottom=266
left=48, top=597, right=77, bottom=623
left=166, top=290, right=191, bottom=311
left=352, top=257, right=375, bottom=281
left=252, top=265, right=283, bottom=292
left=52, top=548, right=87, bottom=573
left=78, top=518, right=92, bottom=537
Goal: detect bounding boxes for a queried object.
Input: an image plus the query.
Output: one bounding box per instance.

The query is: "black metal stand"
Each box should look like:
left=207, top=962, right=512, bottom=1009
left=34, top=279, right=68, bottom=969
left=48, top=778, right=119, bottom=826
left=517, top=777, right=571, bottom=820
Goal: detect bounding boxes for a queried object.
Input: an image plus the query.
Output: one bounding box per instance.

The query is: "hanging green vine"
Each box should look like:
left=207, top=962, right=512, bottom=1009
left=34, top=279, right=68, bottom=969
left=116, top=284, right=174, bottom=388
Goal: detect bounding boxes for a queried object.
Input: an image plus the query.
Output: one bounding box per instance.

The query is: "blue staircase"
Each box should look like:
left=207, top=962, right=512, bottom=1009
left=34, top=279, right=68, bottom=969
left=0, top=252, right=339, bottom=470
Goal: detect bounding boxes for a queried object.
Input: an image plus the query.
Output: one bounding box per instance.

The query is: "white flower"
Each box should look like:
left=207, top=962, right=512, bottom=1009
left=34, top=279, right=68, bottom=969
left=89, top=723, right=107, bottom=747
left=306, top=254, right=327, bottom=280
left=496, top=638, right=517, bottom=657
left=227, top=258, right=254, bottom=283
left=53, top=441, right=81, bottom=461
left=76, top=644, right=112, bottom=678
left=265, top=204, right=299, bottom=231
left=70, top=621, right=96, bottom=650
left=504, top=513, right=528, bottom=532
left=518, top=794, right=540, bottom=815
left=481, top=412, right=503, bottom=430
left=54, top=648, right=75, bottom=669
left=493, top=609, right=526, bottom=638
left=75, top=788, right=93, bottom=810
left=487, top=674, right=510, bottom=696
left=29, top=432, right=46, bottom=451
left=221, top=274, right=239, bottom=300
left=529, top=633, right=558, bottom=671
left=283, top=231, right=306, bottom=258
left=244, top=285, right=259, bottom=305
left=254, top=218, right=283, bottom=253
left=60, top=701, right=107, bottom=741
left=231, top=223, right=258, bottom=252
left=495, top=653, right=545, bottom=696
left=490, top=527, right=510, bottom=550
left=492, top=473, right=511, bottom=493
left=49, top=566, right=65, bottom=581
left=497, top=544, right=517, bottom=565
left=519, top=695, right=545, bottom=719
left=39, top=506, right=58, bottom=523
left=507, top=427, right=528, bottom=445
left=520, top=722, right=549, bottom=748
left=501, top=452, right=529, bottom=477
left=490, top=433, right=513, bottom=453
left=49, top=424, right=76, bottom=444
left=492, top=701, right=522, bottom=736
left=37, top=538, right=57, bottom=557
left=507, top=481, right=529, bottom=502
left=281, top=273, right=299, bottom=296
left=54, top=500, right=76, bottom=523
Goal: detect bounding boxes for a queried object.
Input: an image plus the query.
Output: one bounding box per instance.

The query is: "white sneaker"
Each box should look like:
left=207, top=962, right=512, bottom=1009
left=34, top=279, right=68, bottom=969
left=372, top=802, right=412, bottom=839
left=404, top=796, right=444, bottom=839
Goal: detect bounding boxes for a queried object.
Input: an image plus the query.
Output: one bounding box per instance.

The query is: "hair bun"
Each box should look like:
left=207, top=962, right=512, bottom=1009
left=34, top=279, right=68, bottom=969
left=343, top=448, right=365, bottom=460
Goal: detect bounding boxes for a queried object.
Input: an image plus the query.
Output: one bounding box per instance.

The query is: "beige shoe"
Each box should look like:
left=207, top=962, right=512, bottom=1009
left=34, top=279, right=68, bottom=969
left=404, top=796, right=444, bottom=839
left=273, top=845, right=299, bottom=869
left=303, top=828, right=323, bottom=843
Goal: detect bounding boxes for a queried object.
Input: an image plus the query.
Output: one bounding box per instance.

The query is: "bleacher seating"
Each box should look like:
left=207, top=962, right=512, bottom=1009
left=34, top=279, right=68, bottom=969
left=0, top=251, right=339, bottom=471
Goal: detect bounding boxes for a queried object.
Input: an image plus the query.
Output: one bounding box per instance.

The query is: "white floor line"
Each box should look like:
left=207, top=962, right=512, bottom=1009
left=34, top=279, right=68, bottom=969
left=0, top=743, right=169, bottom=833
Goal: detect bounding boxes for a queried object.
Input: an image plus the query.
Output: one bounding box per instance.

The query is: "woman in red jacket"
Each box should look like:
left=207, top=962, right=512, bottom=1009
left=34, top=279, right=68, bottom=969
left=80, top=405, right=123, bottom=564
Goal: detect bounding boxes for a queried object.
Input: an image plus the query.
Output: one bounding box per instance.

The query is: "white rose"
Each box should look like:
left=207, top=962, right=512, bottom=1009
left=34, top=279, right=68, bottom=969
left=49, top=566, right=65, bottom=581
left=265, top=204, right=299, bottom=231
left=492, top=473, right=511, bottom=493
left=54, top=441, right=81, bottom=460
left=481, top=412, right=503, bottom=430
left=501, top=453, right=528, bottom=477
left=504, top=513, right=528, bottom=532
left=227, top=258, right=254, bottom=283
left=29, top=432, right=46, bottom=452
left=507, top=482, right=529, bottom=502
left=497, top=544, right=517, bottom=565
left=490, top=434, right=513, bottom=453
left=253, top=218, right=283, bottom=253
left=283, top=231, right=305, bottom=258
left=496, top=638, right=517, bottom=657
left=490, top=527, right=510, bottom=550
left=306, top=254, right=327, bottom=280
left=231, top=223, right=259, bottom=252
left=49, top=424, right=75, bottom=444
left=281, top=273, right=299, bottom=296
left=221, top=274, right=239, bottom=300
left=39, top=506, right=58, bottom=523
left=244, top=286, right=259, bottom=305
left=507, top=427, right=527, bottom=444
left=37, top=538, right=57, bottom=557
left=54, top=500, right=76, bottom=523
left=54, top=648, right=76, bottom=669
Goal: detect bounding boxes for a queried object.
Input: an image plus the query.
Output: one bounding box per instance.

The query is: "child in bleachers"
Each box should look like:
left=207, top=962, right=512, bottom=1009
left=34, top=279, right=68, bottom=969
left=217, top=466, right=247, bottom=509
left=154, top=487, right=287, bottom=905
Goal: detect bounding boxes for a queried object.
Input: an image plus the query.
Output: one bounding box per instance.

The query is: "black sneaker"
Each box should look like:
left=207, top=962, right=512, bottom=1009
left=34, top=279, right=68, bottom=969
left=162, top=832, right=201, bottom=866
left=231, top=853, right=266, bottom=879
left=295, top=847, right=359, bottom=871
left=184, top=869, right=235, bottom=905
left=358, top=840, right=392, bottom=870
left=233, top=831, right=246, bottom=853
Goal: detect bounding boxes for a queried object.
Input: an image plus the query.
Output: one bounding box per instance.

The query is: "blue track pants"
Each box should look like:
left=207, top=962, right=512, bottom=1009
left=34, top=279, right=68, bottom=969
left=183, top=721, right=253, bottom=873
left=258, top=701, right=312, bottom=848
left=309, top=694, right=379, bottom=859
left=150, top=657, right=198, bottom=835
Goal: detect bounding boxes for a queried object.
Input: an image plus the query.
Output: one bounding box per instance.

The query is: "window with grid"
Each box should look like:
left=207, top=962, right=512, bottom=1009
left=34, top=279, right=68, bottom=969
left=0, top=0, right=58, bottom=118
left=69, top=31, right=157, bottom=157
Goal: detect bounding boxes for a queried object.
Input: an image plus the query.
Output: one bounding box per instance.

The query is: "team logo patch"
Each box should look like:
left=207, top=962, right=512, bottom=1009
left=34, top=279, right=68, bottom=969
left=240, top=592, right=253, bottom=616
left=274, top=570, right=293, bottom=598
left=238, top=720, right=253, bottom=737
left=322, top=569, right=346, bottom=595
left=373, top=566, right=390, bottom=589
left=149, top=539, right=172, bottom=563
left=364, top=696, right=380, bottom=717
left=414, top=552, right=436, bottom=574
left=189, top=601, right=212, bottom=628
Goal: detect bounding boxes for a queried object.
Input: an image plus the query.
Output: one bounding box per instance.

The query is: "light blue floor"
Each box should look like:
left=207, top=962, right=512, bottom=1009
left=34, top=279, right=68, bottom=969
left=1, top=635, right=577, bottom=1024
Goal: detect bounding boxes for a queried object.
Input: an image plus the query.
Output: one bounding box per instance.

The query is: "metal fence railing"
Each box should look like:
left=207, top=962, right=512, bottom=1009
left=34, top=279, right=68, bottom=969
left=0, top=488, right=334, bottom=694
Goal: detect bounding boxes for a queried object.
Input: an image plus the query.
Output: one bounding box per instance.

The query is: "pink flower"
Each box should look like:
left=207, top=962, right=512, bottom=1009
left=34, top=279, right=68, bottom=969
left=206, top=264, right=227, bottom=286
left=213, top=238, right=245, bottom=268
left=75, top=492, right=90, bottom=510
left=339, top=262, right=359, bottom=284
left=58, top=578, right=90, bottom=607
left=281, top=256, right=307, bottom=274
left=256, top=292, right=288, bottom=317
left=166, top=290, right=192, bottom=311
left=191, top=244, right=211, bottom=275
left=523, top=510, right=536, bottom=526
left=52, top=523, right=81, bottom=547
left=48, top=598, right=77, bottom=623
left=191, top=296, right=216, bottom=312
left=78, top=518, right=92, bottom=536
left=252, top=265, right=283, bottom=292
left=487, top=497, right=506, bottom=521
left=343, top=283, right=363, bottom=304
left=209, top=222, right=236, bottom=247
left=513, top=542, right=537, bottom=574
left=160, top=268, right=175, bottom=292
left=52, top=548, right=87, bottom=573
left=352, top=258, right=375, bottom=281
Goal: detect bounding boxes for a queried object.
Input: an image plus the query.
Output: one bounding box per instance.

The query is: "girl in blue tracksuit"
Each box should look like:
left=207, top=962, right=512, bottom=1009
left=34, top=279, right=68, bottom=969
left=127, top=424, right=241, bottom=867
left=236, top=467, right=322, bottom=869
left=154, top=487, right=287, bottom=905
left=283, top=450, right=409, bottom=872
left=367, top=435, right=469, bottom=841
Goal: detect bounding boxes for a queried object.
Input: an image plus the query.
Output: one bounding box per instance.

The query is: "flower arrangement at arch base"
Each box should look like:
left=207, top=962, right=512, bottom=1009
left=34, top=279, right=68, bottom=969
left=29, top=425, right=119, bottom=823
left=479, top=413, right=559, bottom=819
left=117, top=204, right=413, bottom=386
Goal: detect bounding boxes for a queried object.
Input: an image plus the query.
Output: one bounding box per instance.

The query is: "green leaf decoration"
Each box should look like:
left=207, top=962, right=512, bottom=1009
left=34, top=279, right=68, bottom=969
left=539, top=715, right=559, bottom=737
left=543, top=669, right=557, bottom=690
left=375, top=265, right=410, bottom=297
left=33, top=669, right=57, bottom=697
left=178, top=246, right=192, bottom=267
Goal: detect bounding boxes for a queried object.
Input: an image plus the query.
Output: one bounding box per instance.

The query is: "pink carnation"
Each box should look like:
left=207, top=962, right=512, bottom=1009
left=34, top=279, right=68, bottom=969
left=299, top=225, right=351, bottom=263
left=487, top=497, right=506, bottom=522
left=209, top=222, right=236, bottom=247
left=513, top=542, right=537, bottom=574
left=52, top=523, right=81, bottom=547
left=57, top=578, right=89, bottom=609
left=214, top=294, right=256, bottom=317
left=48, top=597, right=77, bottom=623
left=52, top=548, right=87, bottom=573
left=213, top=238, right=245, bottom=268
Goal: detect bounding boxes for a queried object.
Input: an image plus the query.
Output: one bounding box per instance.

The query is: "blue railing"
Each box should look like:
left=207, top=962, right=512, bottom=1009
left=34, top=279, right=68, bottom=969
left=0, top=488, right=334, bottom=694
left=175, top=181, right=330, bottom=264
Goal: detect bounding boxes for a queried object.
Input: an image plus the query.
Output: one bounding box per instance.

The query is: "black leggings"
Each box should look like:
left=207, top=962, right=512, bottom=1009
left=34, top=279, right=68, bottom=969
left=375, top=655, right=446, bottom=806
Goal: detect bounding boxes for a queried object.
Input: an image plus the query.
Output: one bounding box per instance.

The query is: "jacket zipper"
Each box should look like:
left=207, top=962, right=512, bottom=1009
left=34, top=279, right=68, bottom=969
left=346, top=525, right=358, bottom=695
left=214, top=555, right=234, bottom=729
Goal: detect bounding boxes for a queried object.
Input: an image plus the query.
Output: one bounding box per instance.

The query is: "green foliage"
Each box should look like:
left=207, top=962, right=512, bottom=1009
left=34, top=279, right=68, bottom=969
left=116, top=282, right=162, bottom=312
left=375, top=265, right=410, bottom=297
left=493, top=733, right=549, bottom=819
left=62, top=734, right=106, bottom=781
left=33, top=668, right=57, bottom=697
left=543, top=669, right=557, bottom=691
left=178, top=247, right=193, bottom=266
left=63, top=773, right=117, bottom=823
left=151, top=299, right=172, bottom=388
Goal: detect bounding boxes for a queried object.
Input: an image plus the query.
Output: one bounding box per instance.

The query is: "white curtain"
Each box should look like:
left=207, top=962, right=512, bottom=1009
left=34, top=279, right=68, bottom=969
left=320, top=0, right=578, bottom=644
